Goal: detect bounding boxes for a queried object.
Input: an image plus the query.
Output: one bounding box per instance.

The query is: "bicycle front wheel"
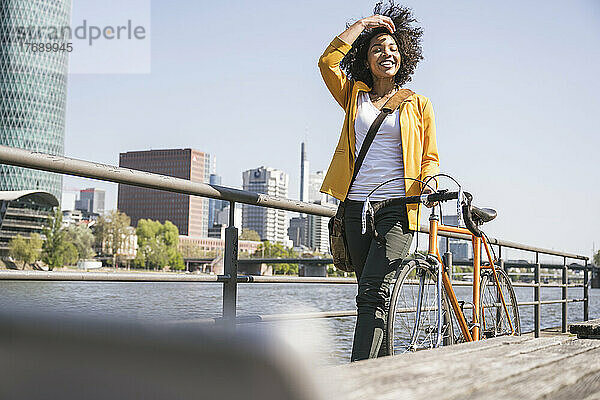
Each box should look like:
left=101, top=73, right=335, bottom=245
left=387, top=259, right=453, bottom=354
left=479, top=268, right=521, bottom=338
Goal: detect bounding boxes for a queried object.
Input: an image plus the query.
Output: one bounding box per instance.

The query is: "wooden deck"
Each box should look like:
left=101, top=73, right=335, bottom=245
left=328, top=332, right=600, bottom=400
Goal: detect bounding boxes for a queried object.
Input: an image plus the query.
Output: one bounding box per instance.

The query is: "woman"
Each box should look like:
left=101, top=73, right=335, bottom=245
left=318, top=3, right=439, bottom=361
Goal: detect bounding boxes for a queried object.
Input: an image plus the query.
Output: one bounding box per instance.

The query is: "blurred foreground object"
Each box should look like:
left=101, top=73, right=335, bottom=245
left=0, top=309, right=324, bottom=400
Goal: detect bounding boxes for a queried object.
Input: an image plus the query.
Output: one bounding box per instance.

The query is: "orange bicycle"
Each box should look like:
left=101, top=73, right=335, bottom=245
left=362, top=181, right=521, bottom=353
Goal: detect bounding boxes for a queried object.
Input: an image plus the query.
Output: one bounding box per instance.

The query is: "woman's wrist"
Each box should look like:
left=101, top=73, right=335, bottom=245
left=338, top=15, right=394, bottom=46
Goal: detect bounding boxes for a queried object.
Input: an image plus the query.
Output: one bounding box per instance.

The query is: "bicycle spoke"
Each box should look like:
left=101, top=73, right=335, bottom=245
left=388, top=260, right=453, bottom=354
left=479, top=269, right=520, bottom=338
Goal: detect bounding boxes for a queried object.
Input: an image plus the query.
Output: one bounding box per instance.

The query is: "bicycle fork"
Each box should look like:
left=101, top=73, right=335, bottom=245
left=408, top=259, right=444, bottom=350
left=436, top=258, right=443, bottom=347
left=408, top=269, right=425, bottom=350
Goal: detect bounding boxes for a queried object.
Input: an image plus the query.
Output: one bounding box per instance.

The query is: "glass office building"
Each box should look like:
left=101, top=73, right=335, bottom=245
left=0, top=0, right=71, bottom=201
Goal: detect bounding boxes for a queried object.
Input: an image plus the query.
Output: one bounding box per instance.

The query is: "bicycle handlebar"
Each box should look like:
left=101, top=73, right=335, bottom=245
left=372, top=191, right=459, bottom=208
left=364, top=190, right=484, bottom=237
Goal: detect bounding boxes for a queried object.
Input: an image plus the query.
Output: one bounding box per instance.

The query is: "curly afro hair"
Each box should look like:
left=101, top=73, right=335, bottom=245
left=340, top=2, right=424, bottom=88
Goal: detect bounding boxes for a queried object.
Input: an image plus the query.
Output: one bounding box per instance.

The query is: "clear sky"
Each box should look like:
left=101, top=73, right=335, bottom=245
left=62, top=0, right=600, bottom=259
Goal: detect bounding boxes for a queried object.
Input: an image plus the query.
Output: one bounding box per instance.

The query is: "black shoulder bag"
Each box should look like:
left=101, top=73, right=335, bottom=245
left=328, top=88, right=414, bottom=272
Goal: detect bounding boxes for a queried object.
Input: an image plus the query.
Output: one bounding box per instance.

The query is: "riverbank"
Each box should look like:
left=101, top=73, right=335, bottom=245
left=0, top=264, right=211, bottom=274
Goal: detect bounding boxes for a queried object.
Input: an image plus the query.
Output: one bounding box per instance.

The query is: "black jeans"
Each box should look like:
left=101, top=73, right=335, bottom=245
left=344, top=199, right=413, bottom=361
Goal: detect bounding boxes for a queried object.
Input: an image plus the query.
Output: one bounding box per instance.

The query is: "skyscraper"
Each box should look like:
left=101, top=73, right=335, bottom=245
left=242, top=166, right=289, bottom=244
left=0, top=1, right=71, bottom=201
left=306, top=171, right=337, bottom=254
left=75, top=188, right=105, bottom=215
left=208, top=173, right=226, bottom=228
left=117, top=149, right=212, bottom=237
left=300, top=142, right=309, bottom=203
left=307, top=202, right=330, bottom=254
left=438, top=214, right=470, bottom=260
left=309, top=170, right=339, bottom=205
left=290, top=142, right=338, bottom=250
left=288, top=216, right=308, bottom=248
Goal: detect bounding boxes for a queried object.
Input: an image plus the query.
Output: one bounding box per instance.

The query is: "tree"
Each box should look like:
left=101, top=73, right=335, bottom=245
left=179, top=241, right=204, bottom=259
left=58, top=241, right=79, bottom=266
left=41, top=210, right=90, bottom=270
left=9, top=235, right=30, bottom=268
left=327, top=265, right=355, bottom=278
left=253, top=241, right=299, bottom=275
left=63, top=224, right=95, bottom=259
left=162, top=221, right=184, bottom=270
left=9, top=234, right=43, bottom=268
left=27, top=233, right=43, bottom=264
left=94, top=210, right=131, bottom=268
left=134, top=219, right=184, bottom=270
left=146, top=239, right=169, bottom=269
left=42, top=209, right=67, bottom=270
left=135, top=219, right=160, bottom=269
left=594, top=250, right=600, bottom=266
left=179, top=241, right=219, bottom=259
left=240, top=229, right=261, bottom=241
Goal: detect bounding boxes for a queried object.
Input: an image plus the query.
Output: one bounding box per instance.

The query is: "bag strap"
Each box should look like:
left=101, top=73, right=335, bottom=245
left=347, top=88, right=415, bottom=198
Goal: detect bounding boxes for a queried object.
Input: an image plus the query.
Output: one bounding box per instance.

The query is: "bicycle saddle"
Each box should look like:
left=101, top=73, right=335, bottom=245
left=471, top=206, right=497, bottom=224
left=462, top=192, right=497, bottom=237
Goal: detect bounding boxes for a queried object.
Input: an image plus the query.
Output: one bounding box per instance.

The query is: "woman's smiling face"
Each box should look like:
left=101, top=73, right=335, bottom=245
left=367, top=33, right=401, bottom=80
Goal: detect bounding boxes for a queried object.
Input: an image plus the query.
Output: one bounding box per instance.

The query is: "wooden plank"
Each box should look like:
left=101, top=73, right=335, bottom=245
left=328, top=336, right=600, bottom=400
left=530, top=368, right=600, bottom=400
left=464, top=339, right=600, bottom=399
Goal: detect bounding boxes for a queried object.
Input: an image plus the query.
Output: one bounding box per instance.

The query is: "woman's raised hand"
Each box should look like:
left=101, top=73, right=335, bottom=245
left=339, top=15, right=395, bottom=45
left=359, top=15, right=395, bottom=33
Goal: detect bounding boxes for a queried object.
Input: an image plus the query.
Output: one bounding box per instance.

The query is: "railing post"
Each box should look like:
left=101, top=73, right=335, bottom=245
left=499, top=246, right=509, bottom=281
left=562, top=257, right=568, bottom=333
left=534, top=253, right=541, bottom=338
left=498, top=258, right=512, bottom=282
left=499, top=258, right=506, bottom=274
left=584, top=259, right=589, bottom=321
left=222, top=201, right=239, bottom=329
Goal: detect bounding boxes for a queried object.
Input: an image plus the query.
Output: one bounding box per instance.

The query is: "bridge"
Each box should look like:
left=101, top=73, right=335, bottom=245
left=184, top=256, right=334, bottom=275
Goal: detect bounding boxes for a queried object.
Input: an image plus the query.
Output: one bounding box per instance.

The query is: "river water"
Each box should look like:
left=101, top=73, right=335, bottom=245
left=2, top=281, right=599, bottom=365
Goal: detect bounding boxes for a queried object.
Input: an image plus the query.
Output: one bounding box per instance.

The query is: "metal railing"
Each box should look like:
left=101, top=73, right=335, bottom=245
left=449, top=258, right=588, bottom=337
left=0, top=145, right=591, bottom=337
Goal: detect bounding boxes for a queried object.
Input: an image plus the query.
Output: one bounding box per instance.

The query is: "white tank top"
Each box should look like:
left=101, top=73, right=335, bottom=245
left=346, top=91, right=406, bottom=201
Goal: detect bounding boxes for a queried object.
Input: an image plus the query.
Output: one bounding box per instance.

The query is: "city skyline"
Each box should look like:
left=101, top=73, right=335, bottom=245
left=62, top=142, right=336, bottom=252
left=61, top=0, right=599, bottom=258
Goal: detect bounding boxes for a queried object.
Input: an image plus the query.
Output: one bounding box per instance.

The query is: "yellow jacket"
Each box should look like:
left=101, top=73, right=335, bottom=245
left=318, top=36, right=440, bottom=231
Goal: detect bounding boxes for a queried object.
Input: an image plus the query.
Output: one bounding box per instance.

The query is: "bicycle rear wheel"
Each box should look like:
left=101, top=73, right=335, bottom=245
left=387, top=259, right=453, bottom=355
left=479, top=268, right=521, bottom=338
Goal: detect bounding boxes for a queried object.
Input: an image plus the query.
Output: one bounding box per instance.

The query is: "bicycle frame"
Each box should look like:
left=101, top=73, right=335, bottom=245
left=427, top=210, right=516, bottom=342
